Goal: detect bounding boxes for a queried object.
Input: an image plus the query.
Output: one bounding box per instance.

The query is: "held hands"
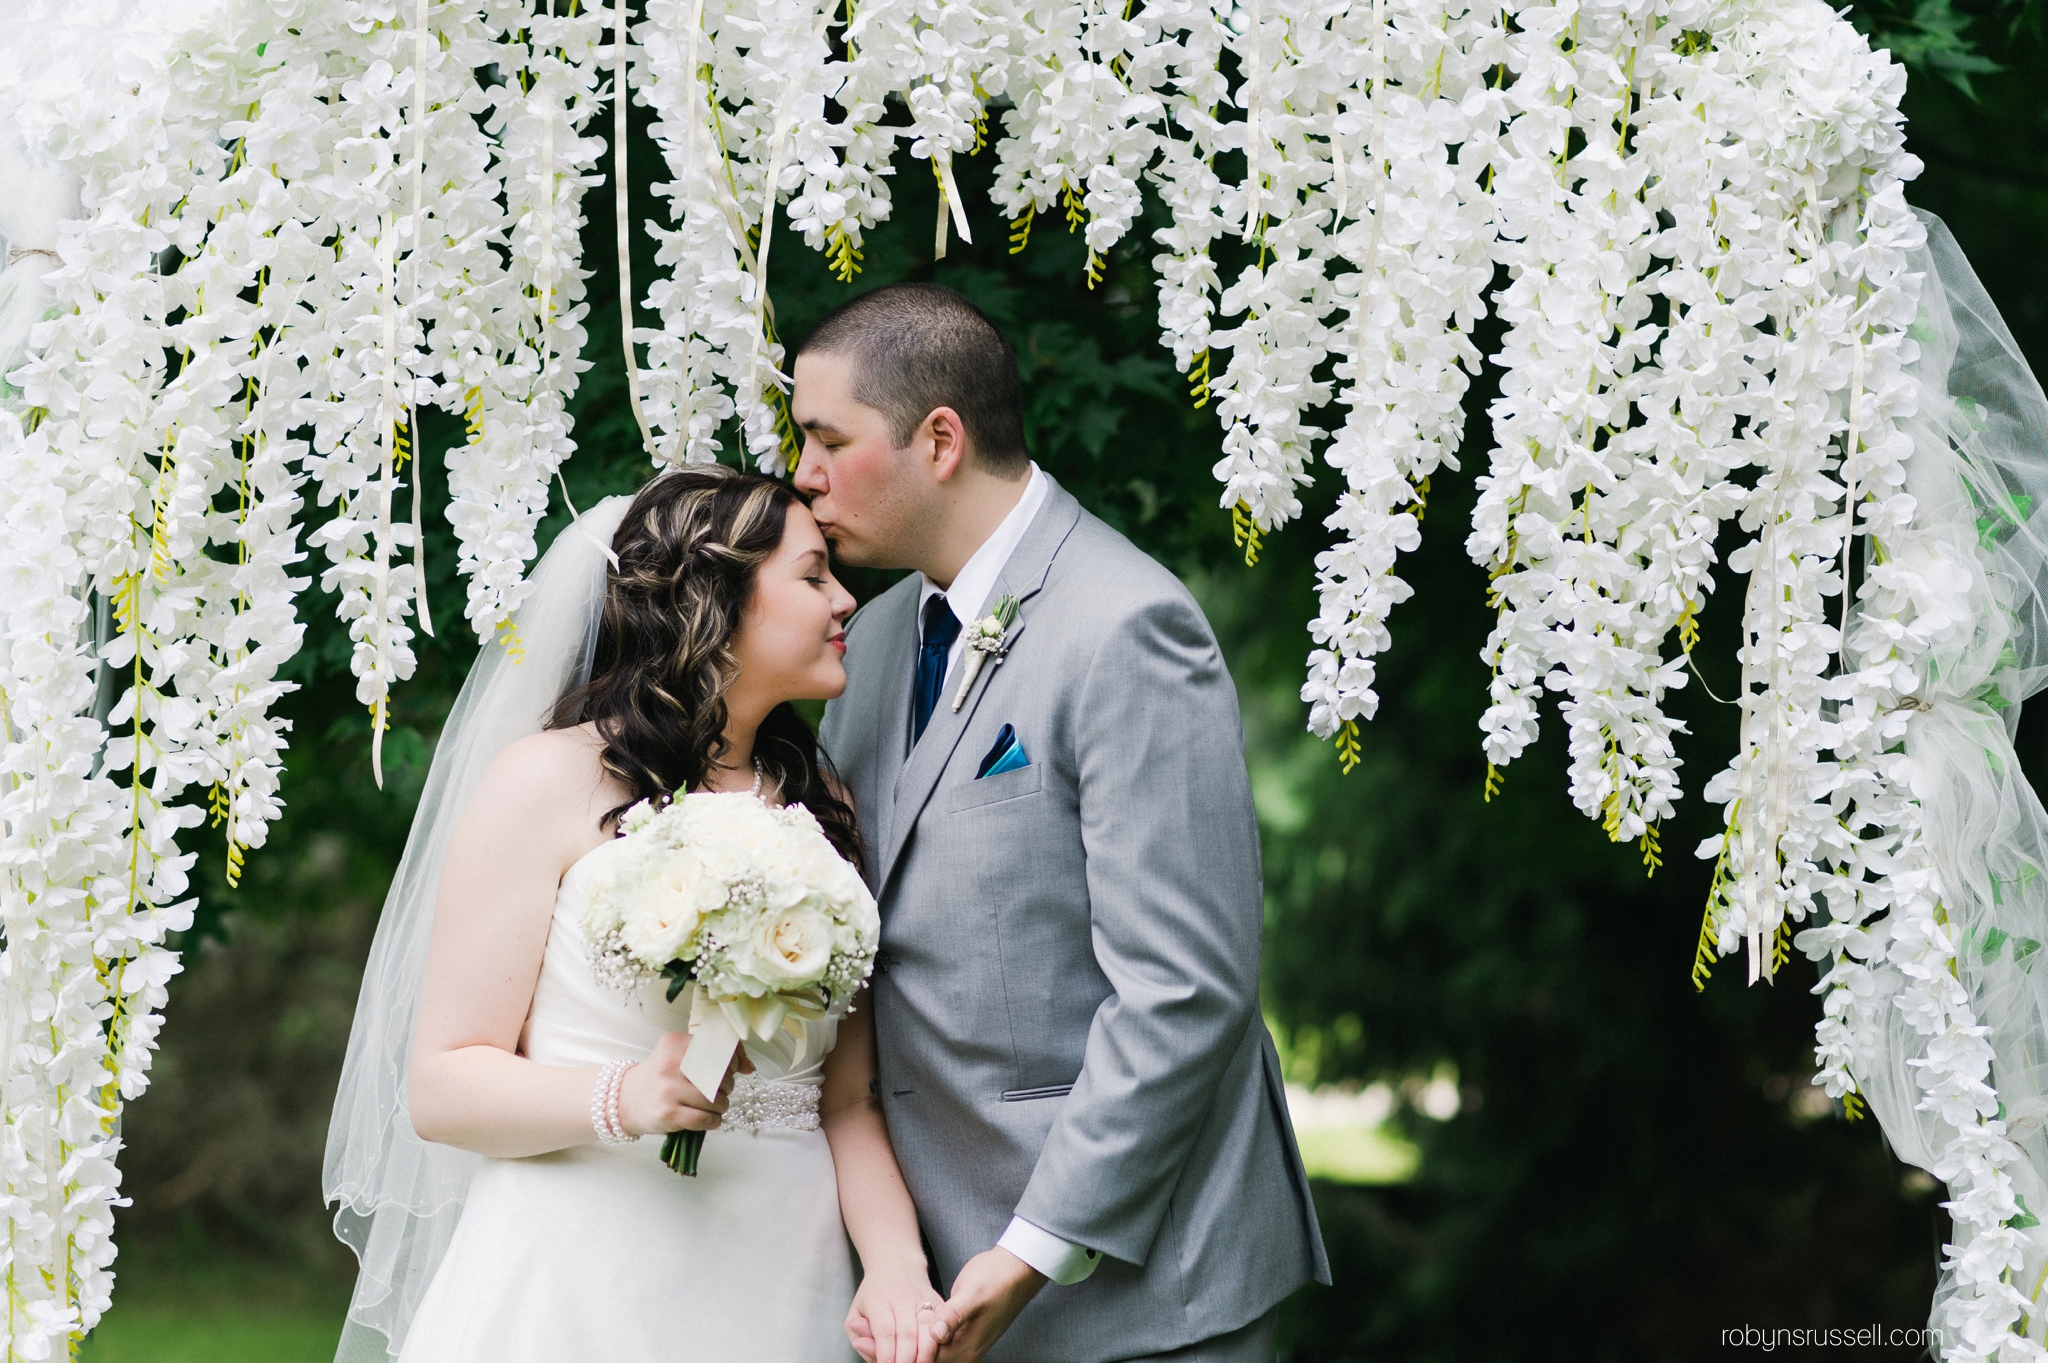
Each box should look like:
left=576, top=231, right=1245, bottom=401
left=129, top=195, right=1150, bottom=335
left=843, top=1247, right=1043, bottom=1363
left=925, top=1248, right=1047, bottom=1363
left=845, top=1259, right=945, bottom=1363
left=615, top=1030, right=751, bottom=1137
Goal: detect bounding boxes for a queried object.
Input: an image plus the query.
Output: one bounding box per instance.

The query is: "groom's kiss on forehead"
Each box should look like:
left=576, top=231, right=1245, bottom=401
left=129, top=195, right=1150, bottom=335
left=789, top=283, right=1034, bottom=585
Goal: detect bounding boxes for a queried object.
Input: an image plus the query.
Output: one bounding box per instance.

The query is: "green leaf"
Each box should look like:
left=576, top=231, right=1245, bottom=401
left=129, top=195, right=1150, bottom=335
left=1859, top=0, right=2004, bottom=97
left=661, top=959, right=696, bottom=1003
left=1971, top=682, right=2013, bottom=713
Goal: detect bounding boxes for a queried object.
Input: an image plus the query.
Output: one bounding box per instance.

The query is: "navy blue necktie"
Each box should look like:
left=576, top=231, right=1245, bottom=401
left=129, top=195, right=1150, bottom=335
left=913, top=594, right=961, bottom=743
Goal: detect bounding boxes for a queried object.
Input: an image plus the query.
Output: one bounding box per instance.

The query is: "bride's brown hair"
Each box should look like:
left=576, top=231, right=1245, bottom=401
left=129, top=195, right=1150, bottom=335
left=547, top=465, right=863, bottom=866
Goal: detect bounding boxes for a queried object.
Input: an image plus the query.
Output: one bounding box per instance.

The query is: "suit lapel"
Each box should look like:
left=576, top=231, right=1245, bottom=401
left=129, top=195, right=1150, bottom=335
left=855, top=581, right=920, bottom=886
left=877, top=481, right=1084, bottom=892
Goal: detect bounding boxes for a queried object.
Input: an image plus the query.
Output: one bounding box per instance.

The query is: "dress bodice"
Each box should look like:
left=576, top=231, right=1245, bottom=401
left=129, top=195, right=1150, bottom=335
left=522, top=846, right=840, bottom=1085
left=396, top=841, right=858, bottom=1363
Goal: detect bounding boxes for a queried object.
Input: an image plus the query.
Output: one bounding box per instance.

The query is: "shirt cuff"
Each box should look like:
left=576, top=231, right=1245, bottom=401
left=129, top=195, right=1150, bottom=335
left=997, top=1215, right=1102, bottom=1286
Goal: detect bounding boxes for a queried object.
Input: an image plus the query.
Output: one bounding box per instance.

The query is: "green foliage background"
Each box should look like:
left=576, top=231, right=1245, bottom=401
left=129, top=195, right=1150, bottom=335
left=110, top=4, right=2048, bottom=1358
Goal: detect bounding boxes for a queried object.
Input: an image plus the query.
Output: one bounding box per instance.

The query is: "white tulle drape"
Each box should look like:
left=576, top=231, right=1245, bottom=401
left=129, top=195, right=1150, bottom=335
left=1804, top=211, right=2048, bottom=1353
left=0, top=139, right=75, bottom=409
left=323, top=496, right=629, bottom=1363
left=0, top=2, right=106, bottom=409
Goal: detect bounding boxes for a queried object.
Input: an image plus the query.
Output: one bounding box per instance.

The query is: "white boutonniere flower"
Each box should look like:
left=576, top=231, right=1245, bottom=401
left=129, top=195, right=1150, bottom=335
left=952, top=594, right=1022, bottom=711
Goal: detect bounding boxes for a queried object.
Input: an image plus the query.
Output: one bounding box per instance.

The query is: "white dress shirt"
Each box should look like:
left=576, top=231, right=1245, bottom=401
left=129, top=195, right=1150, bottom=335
left=911, top=462, right=1099, bottom=1286
left=916, top=463, right=1048, bottom=681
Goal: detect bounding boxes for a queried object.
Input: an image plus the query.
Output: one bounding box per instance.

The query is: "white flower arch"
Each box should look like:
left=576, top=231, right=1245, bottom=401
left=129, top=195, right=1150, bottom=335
left=2, top=0, right=2046, bottom=1357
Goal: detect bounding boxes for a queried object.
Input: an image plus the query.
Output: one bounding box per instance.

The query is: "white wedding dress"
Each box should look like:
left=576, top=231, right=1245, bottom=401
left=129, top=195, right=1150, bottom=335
left=397, top=847, right=858, bottom=1362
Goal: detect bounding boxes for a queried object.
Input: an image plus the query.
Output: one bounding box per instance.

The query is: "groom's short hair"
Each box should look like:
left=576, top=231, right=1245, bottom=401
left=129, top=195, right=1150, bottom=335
left=795, top=284, right=1029, bottom=476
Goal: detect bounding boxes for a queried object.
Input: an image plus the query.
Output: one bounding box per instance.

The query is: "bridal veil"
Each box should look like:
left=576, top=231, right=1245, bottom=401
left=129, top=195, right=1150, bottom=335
left=323, top=496, right=630, bottom=1362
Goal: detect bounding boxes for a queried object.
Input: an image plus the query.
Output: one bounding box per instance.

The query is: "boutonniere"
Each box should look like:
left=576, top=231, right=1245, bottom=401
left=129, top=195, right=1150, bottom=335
left=951, top=594, right=1021, bottom=712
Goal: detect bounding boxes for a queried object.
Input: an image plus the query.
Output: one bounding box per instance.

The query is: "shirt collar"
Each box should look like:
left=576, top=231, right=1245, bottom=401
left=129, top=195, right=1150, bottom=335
left=918, top=463, right=1048, bottom=637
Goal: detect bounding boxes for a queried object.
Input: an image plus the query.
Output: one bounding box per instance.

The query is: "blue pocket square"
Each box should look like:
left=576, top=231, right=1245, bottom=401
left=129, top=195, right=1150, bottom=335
left=976, top=723, right=1030, bottom=779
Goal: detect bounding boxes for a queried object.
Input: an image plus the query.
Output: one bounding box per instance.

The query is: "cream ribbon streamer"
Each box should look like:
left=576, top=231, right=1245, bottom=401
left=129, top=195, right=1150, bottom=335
left=1329, top=92, right=1347, bottom=229
left=616, top=0, right=659, bottom=461
left=1839, top=332, right=1866, bottom=659
left=743, top=89, right=799, bottom=433
left=407, top=0, right=435, bottom=641
left=740, top=0, right=832, bottom=455
left=537, top=1, right=558, bottom=420
left=371, top=210, right=400, bottom=789
left=932, top=144, right=971, bottom=259
left=1350, top=0, right=1387, bottom=374
left=1242, top=0, right=1263, bottom=235
left=667, top=0, right=710, bottom=465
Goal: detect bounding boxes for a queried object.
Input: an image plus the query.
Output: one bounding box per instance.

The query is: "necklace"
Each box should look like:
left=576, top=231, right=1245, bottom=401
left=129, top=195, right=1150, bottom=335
left=691, top=759, right=763, bottom=799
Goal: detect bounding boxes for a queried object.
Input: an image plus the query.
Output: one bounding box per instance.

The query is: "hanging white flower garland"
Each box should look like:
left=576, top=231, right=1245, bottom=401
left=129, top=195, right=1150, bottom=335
left=1201, top=0, right=1336, bottom=538
left=1303, top=0, right=1500, bottom=752
left=637, top=0, right=845, bottom=472
left=1, top=3, right=324, bottom=1344
left=1141, top=0, right=1233, bottom=392
left=448, top=1, right=607, bottom=643
left=0, top=0, right=598, bottom=1344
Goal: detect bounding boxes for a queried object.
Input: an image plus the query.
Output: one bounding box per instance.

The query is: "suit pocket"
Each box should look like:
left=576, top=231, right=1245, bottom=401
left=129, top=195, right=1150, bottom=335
left=940, top=761, right=1044, bottom=812
left=999, top=1083, right=1074, bottom=1102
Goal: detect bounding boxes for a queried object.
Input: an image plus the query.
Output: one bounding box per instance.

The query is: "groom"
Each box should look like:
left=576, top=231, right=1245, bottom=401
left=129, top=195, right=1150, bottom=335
left=803, top=284, right=1328, bottom=1363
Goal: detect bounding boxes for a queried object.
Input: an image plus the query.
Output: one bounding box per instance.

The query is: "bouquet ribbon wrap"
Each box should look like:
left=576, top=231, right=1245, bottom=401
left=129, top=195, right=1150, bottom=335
left=665, top=984, right=829, bottom=1175
left=679, top=988, right=745, bottom=1110
left=663, top=989, right=743, bottom=1176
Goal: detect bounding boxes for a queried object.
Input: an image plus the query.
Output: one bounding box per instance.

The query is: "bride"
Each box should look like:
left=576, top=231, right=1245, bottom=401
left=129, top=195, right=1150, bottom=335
left=323, top=466, right=938, bottom=1363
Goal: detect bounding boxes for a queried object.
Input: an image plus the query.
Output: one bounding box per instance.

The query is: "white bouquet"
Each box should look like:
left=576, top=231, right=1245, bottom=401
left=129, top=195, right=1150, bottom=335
left=582, top=790, right=879, bottom=1173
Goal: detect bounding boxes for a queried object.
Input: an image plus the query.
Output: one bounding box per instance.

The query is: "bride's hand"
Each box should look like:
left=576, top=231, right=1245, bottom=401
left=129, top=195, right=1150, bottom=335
left=845, top=1265, right=942, bottom=1363
left=615, top=1030, right=745, bottom=1136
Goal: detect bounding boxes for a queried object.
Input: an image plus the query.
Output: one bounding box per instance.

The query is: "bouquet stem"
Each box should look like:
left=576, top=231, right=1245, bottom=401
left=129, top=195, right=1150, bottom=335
left=661, top=1129, right=705, bottom=1177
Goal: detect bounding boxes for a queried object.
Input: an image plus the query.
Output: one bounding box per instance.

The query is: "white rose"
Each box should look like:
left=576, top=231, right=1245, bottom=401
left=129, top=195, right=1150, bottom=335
left=619, top=798, right=660, bottom=835
left=741, top=905, right=833, bottom=990
left=620, top=851, right=717, bottom=963
left=580, top=841, right=637, bottom=934
left=687, top=793, right=783, bottom=880
left=822, top=856, right=871, bottom=908
left=812, top=854, right=878, bottom=936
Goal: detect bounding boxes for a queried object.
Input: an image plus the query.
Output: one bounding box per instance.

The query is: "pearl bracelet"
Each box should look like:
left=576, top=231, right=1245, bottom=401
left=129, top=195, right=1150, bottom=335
left=590, top=1059, right=637, bottom=1145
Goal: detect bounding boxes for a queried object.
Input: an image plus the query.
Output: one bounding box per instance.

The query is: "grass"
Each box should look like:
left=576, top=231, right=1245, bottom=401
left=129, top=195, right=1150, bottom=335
left=1294, top=1123, right=1421, bottom=1185
left=80, top=1248, right=352, bottom=1363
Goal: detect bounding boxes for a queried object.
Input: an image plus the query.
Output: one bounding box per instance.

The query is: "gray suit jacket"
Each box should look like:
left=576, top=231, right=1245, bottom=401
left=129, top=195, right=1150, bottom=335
left=820, top=478, right=1329, bottom=1362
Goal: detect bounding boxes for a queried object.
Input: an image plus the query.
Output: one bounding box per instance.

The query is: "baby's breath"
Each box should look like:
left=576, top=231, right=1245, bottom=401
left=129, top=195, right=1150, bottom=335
left=590, top=927, right=662, bottom=999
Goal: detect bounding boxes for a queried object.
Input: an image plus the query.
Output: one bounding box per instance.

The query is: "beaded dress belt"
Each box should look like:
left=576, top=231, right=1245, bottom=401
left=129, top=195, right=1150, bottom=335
left=722, top=1072, right=821, bottom=1135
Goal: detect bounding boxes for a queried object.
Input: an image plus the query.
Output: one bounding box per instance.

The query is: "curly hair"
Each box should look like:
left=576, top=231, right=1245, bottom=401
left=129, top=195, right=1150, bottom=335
left=546, top=465, right=863, bottom=867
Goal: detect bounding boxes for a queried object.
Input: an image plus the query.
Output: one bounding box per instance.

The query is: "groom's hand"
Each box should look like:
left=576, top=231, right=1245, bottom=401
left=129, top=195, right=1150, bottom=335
left=929, top=1248, right=1046, bottom=1363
